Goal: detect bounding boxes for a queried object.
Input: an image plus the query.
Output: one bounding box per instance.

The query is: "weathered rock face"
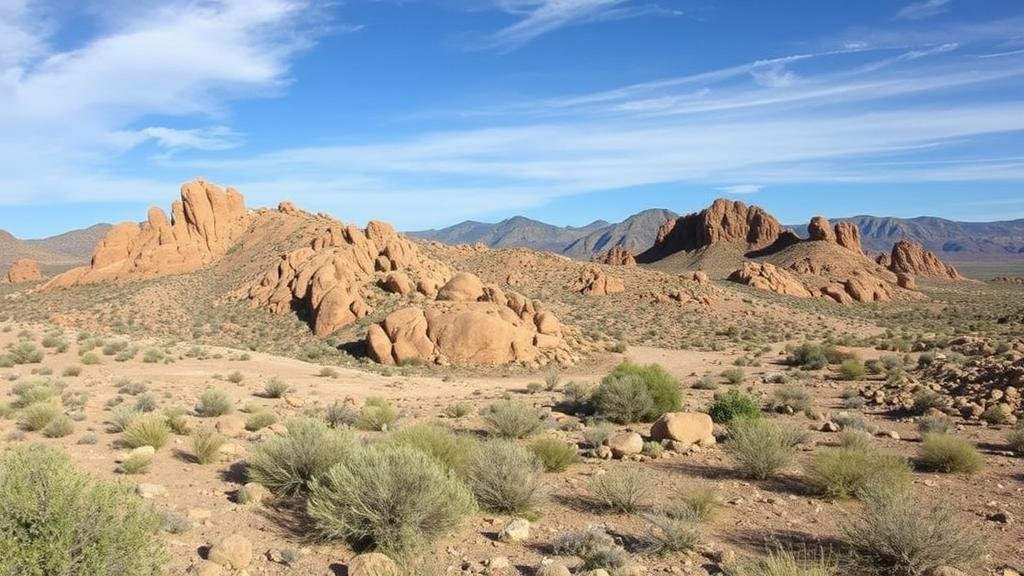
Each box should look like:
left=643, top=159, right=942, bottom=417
left=594, top=246, right=636, bottom=266
left=649, top=412, right=715, bottom=446
left=247, top=220, right=450, bottom=336
left=43, top=179, right=249, bottom=289
left=807, top=216, right=835, bottom=242
left=571, top=268, right=625, bottom=296
left=834, top=222, right=862, bottom=253
left=728, top=262, right=812, bottom=298
left=5, top=259, right=42, bottom=283
left=886, top=240, right=963, bottom=280
left=644, top=199, right=782, bottom=257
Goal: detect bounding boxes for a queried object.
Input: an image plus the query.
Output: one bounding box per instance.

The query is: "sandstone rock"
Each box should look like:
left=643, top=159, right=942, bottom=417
left=844, top=270, right=895, bottom=302
left=216, top=416, right=246, bottom=438
left=887, top=240, right=963, bottom=279
left=382, top=271, right=414, bottom=295
left=650, top=412, right=714, bottom=445
left=807, top=216, right=835, bottom=242
left=595, top=246, right=636, bottom=266
left=691, top=270, right=710, bottom=285
left=190, top=561, right=225, bottom=576
left=5, top=259, right=42, bottom=283
left=834, top=221, right=862, bottom=252
left=535, top=564, right=572, bottom=576
left=728, top=262, right=813, bottom=298
left=606, top=432, right=643, bottom=457
left=207, top=534, right=253, bottom=570
left=498, top=517, right=530, bottom=542
left=277, top=201, right=299, bottom=214
left=437, top=271, right=485, bottom=302
left=572, top=268, right=625, bottom=296
left=44, top=179, right=249, bottom=289
left=347, top=552, right=399, bottom=576
left=897, top=273, right=916, bottom=290
left=643, top=199, right=782, bottom=258
left=241, top=482, right=272, bottom=505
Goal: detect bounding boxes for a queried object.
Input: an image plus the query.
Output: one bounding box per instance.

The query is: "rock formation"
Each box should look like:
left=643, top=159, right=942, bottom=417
left=43, top=179, right=249, bottom=289
left=834, top=222, right=863, bottom=253
left=885, top=240, right=963, bottom=280
left=5, top=259, right=42, bottom=283
left=641, top=199, right=783, bottom=259
left=807, top=216, right=835, bottom=242
left=571, top=268, right=625, bottom=296
left=992, top=276, right=1024, bottom=286
left=728, top=262, right=813, bottom=298
left=594, top=246, right=636, bottom=266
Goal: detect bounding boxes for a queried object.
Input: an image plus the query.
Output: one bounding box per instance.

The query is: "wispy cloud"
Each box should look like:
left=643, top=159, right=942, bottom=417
left=896, top=0, right=952, bottom=21
left=718, top=185, right=763, bottom=195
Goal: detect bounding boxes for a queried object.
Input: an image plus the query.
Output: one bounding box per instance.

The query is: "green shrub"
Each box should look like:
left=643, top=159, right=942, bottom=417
left=141, top=348, right=164, bottom=364
left=604, top=362, right=680, bottom=415
left=786, top=343, right=828, bottom=370
left=20, top=402, right=60, bottom=431
left=355, top=397, right=398, bottom=431
left=729, top=549, right=838, bottom=576
left=838, top=359, right=866, bottom=381
left=80, top=352, right=100, bottom=365
left=190, top=428, right=227, bottom=465
left=528, top=436, right=580, bottom=472
left=591, top=374, right=654, bottom=424
left=307, top=444, right=475, bottom=554
left=0, top=446, right=166, bottom=573
left=42, top=415, right=75, bottom=438
left=553, top=529, right=629, bottom=571
left=108, top=405, right=140, bottom=433
left=444, top=401, right=471, bottom=418
left=196, top=388, right=232, bottom=417
left=804, top=446, right=911, bottom=499
left=721, top=367, right=745, bottom=385
left=1009, top=424, right=1024, bottom=456
left=918, top=412, right=953, bottom=435
left=771, top=385, right=812, bottom=413
left=642, top=512, right=701, bottom=555
left=482, top=399, right=546, bottom=438
left=263, top=377, right=290, bottom=398
left=841, top=487, right=984, bottom=576
left=562, top=380, right=594, bottom=409
left=6, top=341, right=43, bottom=364
left=674, top=484, right=719, bottom=522
left=981, top=404, right=1013, bottom=425
left=467, top=439, right=544, bottom=514
left=11, top=380, right=59, bottom=408
left=247, top=418, right=354, bottom=497
left=122, top=414, right=171, bottom=450
left=588, top=466, right=649, bottom=513
left=918, top=433, right=984, bottom=474
left=709, top=389, right=761, bottom=423
left=387, top=422, right=477, bottom=476
left=164, top=407, right=190, bottom=435
left=910, top=390, right=945, bottom=415
left=245, top=410, right=277, bottom=431
left=726, top=417, right=803, bottom=480
left=119, top=452, right=153, bottom=475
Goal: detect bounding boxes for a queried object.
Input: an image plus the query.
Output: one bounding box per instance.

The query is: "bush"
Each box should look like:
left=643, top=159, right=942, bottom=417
left=123, top=414, right=171, bottom=450
left=226, top=370, right=245, bottom=384
left=729, top=549, right=838, bottom=576
left=355, top=397, right=398, bottom=431
left=247, top=418, right=354, bottom=497
left=20, top=402, right=60, bottom=431
left=245, top=410, right=277, bottom=431
left=141, top=348, right=164, bottom=363
left=263, top=377, right=290, bottom=398
left=119, top=452, right=153, bottom=475
left=583, top=422, right=614, bottom=448
left=1009, top=424, right=1024, bottom=456
left=642, top=512, right=701, bottom=555
left=324, top=401, right=357, bottom=428
left=6, top=341, right=43, bottom=364
left=528, top=436, right=580, bottom=472
left=108, top=405, right=140, bottom=432
left=604, top=362, right=680, bottom=415
left=467, top=439, right=544, bottom=514
left=709, top=389, right=761, bottom=423
left=591, top=374, right=654, bottom=424
left=588, top=466, right=650, bottom=513
left=804, top=446, right=911, bottom=499
left=553, top=529, right=629, bottom=571
left=837, top=359, right=866, bottom=381
left=981, top=404, right=1013, bottom=425
left=841, top=487, right=984, bottom=576
left=12, top=380, right=58, bottom=408
left=80, top=352, right=100, bottom=365
left=771, top=385, right=812, bottom=413
left=725, top=417, right=802, bottom=480
left=562, top=381, right=594, bottom=409
left=674, top=484, right=720, bottom=522
left=307, top=444, right=475, bottom=554
left=387, top=422, right=477, bottom=476
left=444, top=401, right=471, bottom=418
left=164, top=406, right=190, bottom=435
left=196, top=388, right=232, bottom=417
left=918, top=412, right=953, bottom=435
left=190, top=428, right=227, bottom=465
left=482, top=399, right=546, bottom=438
left=786, top=343, right=829, bottom=370
left=910, top=390, right=945, bottom=415
left=42, top=414, right=75, bottom=438
left=918, top=433, right=984, bottom=474
left=0, top=446, right=166, bottom=573
left=721, top=367, right=745, bottom=385
left=62, top=366, right=82, bottom=377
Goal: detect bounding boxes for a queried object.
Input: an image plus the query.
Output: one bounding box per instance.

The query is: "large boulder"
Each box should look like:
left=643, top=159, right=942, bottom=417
left=594, top=246, right=636, bottom=266
left=728, top=262, right=812, bottom=298
left=572, top=268, right=625, bottom=296
left=436, top=272, right=485, bottom=302
left=834, top=222, right=863, bottom=253
left=641, top=199, right=782, bottom=259
left=5, top=259, right=42, bottom=283
left=807, top=216, right=835, bottom=242
left=887, top=240, right=963, bottom=280
left=650, top=412, right=715, bottom=446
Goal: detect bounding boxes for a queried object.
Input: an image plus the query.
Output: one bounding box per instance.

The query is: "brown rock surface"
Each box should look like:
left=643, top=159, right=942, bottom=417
left=728, top=262, right=813, bottom=298
left=594, top=246, right=636, bottom=266
left=571, top=268, right=625, bottom=296
left=5, top=258, right=42, bottom=283
left=834, top=221, right=863, bottom=253
left=643, top=199, right=782, bottom=258
left=649, top=412, right=715, bottom=445
left=886, top=240, right=963, bottom=279
left=807, top=216, right=835, bottom=242
left=44, top=179, right=249, bottom=289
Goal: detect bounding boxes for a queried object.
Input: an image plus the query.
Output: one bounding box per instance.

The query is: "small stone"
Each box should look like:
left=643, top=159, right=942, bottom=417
left=347, top=552, right=399, bottom=576
left=986, top=510, right=1012, bottom=524
left=606, top=432, right=643, bottom=458
left=535, top=563, right=572, bottom=576
left=498, top=517, right=530, bottom=542
left=136, top=483, right=167, bottom=499
left=241, top=482, right=272, bottom=505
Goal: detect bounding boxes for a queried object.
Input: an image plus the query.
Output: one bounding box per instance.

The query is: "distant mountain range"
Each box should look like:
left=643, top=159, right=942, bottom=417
left=411, top=210, right=1024, bottom=262
left=0, top=224, right=112, bottom=272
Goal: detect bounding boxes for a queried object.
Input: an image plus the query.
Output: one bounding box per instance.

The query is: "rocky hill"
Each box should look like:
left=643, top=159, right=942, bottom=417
left=0, top=224, right=112, bottom=272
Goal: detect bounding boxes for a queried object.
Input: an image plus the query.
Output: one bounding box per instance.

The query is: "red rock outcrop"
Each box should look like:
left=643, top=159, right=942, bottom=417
left=5, top=259, right=42, bottom=283
left=571, top=268, right=625, bottom=296
left=642, top=199, right=782, bottom=259
left=807, top=217, right=835, bottom=242
left=834, top=222, right=862, bottom=253
left=886, top=240, right=963, bottom=280
left=43, top=179, right=249, bottom=289
left=594, top=246, right=636, bottom=266
left=728, top=262, right=813, bottom=298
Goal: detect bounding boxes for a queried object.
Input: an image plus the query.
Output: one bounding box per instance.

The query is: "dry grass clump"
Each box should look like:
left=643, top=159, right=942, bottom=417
left=917, top=433, right=984, bottom=474
left=588, top=466, right=650, bottom=513
left=354, top=397, right=398, bottom=431
left=804, top=446, right=911, bottom=499
left=553, top=529, right=629, bottom=572
left=247, top=418, right=354, bottom=497
left=482, top=399, right=546, bottom=438
left=528, top=436, right=580, bottom=472
left=467, top=439, right=544, bottom=515
left=122, top=414, right=171, bottom=450
left=19, top=402, right=60, bottom=431
left=190, top=427, right=227, bottom=465
left=196, top=388, right=233, bottom=417
left=725, top=417, right=804, bottom=480
left=728, top=549, right=838, bottom=576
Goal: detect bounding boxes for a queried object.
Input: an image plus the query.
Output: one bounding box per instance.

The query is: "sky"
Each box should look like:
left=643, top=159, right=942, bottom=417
left=1, top=0, right=1023, bottom=238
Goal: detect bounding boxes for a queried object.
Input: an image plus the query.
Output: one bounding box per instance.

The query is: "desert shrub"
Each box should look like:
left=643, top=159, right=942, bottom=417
left=591, top=374, right=654, bottom=424
left=588, top=466, right=650, bottom=513
left=134, top=393, right=158, bottom=413
left=981, top=404, right=1013, bottom=425
left=837, top=359, right=866, bottom=381
left=42, top=414, right=75, bottom=438
left=123, top=414, right=171, bottom=450
left=157, top=510, right=192, bottom=534
left=108, top=405, right=139, bottom=432
left=721, top=367, right=745, bottom=385
left=604, top=362, right=680, bottom=415
left=562, top=380, right=594, bottom=409
left=583, top=422, right=614, bottom=447
left=833, top=412, right=877, bottom=434
left=838, top=429, right=873, bottom=450
left=190, top=427, right=227, bottom=465
left=355, top=397, right=398, bottom=431
left=786, top=343, right=828, bottom=369
left=262, top=377, right=290, bottom=398
left=544, top=373, right=561, bottom=390
left=141, top=348, right=164, bottom=364
left=692, top=376, right=718, bottom=390
left=443, top=401, right=471, bottom=418
left=102, top=340, right=127, bottom=356
left=324, top=401, right=357, bottom=428
left=917, top=412, right=953, bottom=435
left=918, top=433, right=984, bottom=474
left=0, top=446, right=166, bottom=573
left=482, top=399, right=546, bottom=438
left=709, top=389, right=761, bottom=423
left=804, top=446, right=911, bottom=499
left=467, top=439, right=544, bottom=514
left=77, top=433, right=98, bottom=445
left=20, top=402, right=60, bottom=431
left=226, top=370, right=245, bottom=384
left=910, top=390, right=945, bottom=415
left=196, top=388, right=232, bottom=417
left=317, top=366, right=339, bottom=378
left=0, top=403, right=12, bottom=419
left=245, top=410, right=277, bottom=431
left=308, top=444, right=475, bottom=554
left=642, top=440, right=664, bottom=458
left=387, top=422, right=477, bottom=476
left=528, top=436, right=580, bottom=472
left=247, top=418, right=354, bottom=497
left=80, top=352, right=101, bottom=365
left=642, top=511, right=702, bottom=555
left=726, top=417, right=803, bottom=480
left=163, top=406, right=190, bottom=435
left=7, top=341, right=43, bottom=364
left=118, top=452, right=153, bottom=475
left=729, top=549, right=838, bottom=576
left=11, top=379, right=59, bottom=408
left=62, top=366, right=82, bottom=377
left=674, top=484, right=720, bottom=522
left=553, top=529, right=629, bottom=571
left=841, top=487, right=984, bottom=576
left=771, top=385, right=812, bottom=413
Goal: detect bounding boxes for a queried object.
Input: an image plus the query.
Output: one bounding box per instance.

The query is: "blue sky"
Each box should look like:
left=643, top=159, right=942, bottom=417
left=1, top=0, right=1023, bottom=238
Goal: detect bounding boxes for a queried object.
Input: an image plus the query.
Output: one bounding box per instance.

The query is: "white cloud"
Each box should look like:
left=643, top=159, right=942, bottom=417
left=717, top=185, right=763, bottom=195
left=109, top=126, right=244, bottom=152
left=896, top=0, right=951, bottom=21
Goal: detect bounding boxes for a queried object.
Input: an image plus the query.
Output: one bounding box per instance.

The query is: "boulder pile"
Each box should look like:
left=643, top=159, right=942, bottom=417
left=594, top=246, right=636, bottom=266
left=642, top=199, right=782, bottom=258
left=728, top=262, right=812, bottom=298
left=883, top=240, right=963, bottom=280
left=570, top=267, right=625, bottom=296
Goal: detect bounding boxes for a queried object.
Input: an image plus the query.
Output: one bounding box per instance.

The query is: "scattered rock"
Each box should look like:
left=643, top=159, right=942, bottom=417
left=207, top=534, right=253, bottom=570
left=594, top=246, right=636, bottom=266
left=606, top=432, right=644, bottom=458
left=729, top=262, right=812, bottom=298
left=498, top=518, right=531, bottom=542
left=347, top=552, right=399, bottom=576
left=572, top=267, right=625, bottom=296
left=649, top=412, right=715, bottom=446
left=136, top=483, right=167, bottom=499
left=216, top=416, right=246, bottom=437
